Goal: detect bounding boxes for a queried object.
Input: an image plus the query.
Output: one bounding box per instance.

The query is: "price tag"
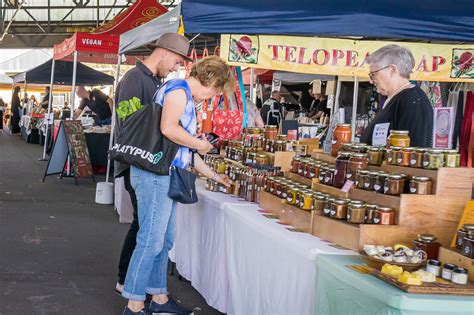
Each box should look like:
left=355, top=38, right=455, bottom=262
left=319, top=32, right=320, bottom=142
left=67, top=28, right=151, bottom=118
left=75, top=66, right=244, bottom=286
left=372, top=122, right=390, bottom=146
left=341, top=180, right=354, bottom=193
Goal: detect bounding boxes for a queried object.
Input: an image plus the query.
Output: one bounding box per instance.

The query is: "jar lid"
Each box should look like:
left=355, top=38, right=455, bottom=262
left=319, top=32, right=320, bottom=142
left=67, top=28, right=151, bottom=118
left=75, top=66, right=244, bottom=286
left=368, top=146, right=383, bottom=151
left=320, top=165, right=329, bottom=170
left=275, top=140, right=285, bottom=144
left=303, top=192, right=313, bottom=197
left=412, top=176, right=431, bottom=182
left=403, top=147, right=416, bottom=151
left=429, top=149, right=444, bottom=154
left=265, top=125, right=277, bottom=128
left=336, top=123, right=351, bottom=127
left=350, top=203, right=366, bottom=208
left=427, top=259, right=442, bottom=267
left=377, top=206, right=394, bottom=212
left=368, top=172, right=379, bottom=176
left=418, top=234, right=437, bottom=242
left=366, top=204, right=378, bottom=209
left=337, top=151, right=353, bottom=157
left=358, top=170, right=369, bottom=175
left=349, top=200, right=364, bottom=205
left=390, top=130, right=409, bottom=135
left=443, top=263, right=457, bottom=270
left=453, top=267, right=468, bottom=275
left=351, top=153, right=368, bottom=158
left=257, top=154, right=267, bottom=158
left=390, top=146, right=402, bottom=150
left=315, top=195, right=327, bottom=201
left=415, top=148, right=428, bottom=152
left=462, top=224, right=474, bottom=230
left=388, top=174, right=404, bottom=179
left=443, top=149, right=459, bottom=154
left=327, top=197, right=336, bottom=202
left=377, top=172, right=389, bottom=177
left=335, top=199, right=349, bottom=205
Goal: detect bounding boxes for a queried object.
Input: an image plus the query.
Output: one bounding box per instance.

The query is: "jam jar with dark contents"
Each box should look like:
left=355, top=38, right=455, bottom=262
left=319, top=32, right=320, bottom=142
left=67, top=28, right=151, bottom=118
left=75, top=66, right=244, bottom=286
left=364, top=172, right=379, bottom=191
left=384, top=174, right=405, bottom=195
left=312, top=194, right=327, bottom=212
left=413, top=234, right=441, bottom=260
left=347, top=201, right=366, bottom=224
left=409, top=176, right=432, bottom=195
left=324, top=167, right=336, bottom=186
left=461, top=231, right=474, bottom=259
left=373, top=172, right=388, bottom=193
left=386, top=146, right=401, bottom=165
left=355, top=170, right=369, bottom=190
left=365, top=204, right=378, bottom=223
left=457, top=224, right=474, bottom=249
left=319, top=164, right=328, bottom=184
left=346, top=153, right=368, bottom=181
left=334, top=152, right=352, bottom=188
left=397, top=147, right=415, bottom=167
left=373, top=206, right=395, bottom=225
left=330, top=199, right=349, bottom=219
left=323, top=197, right=335, bottom=216
left=410, top=148, right=427, bottom=168
left=291, top=157, right=301, bottom=174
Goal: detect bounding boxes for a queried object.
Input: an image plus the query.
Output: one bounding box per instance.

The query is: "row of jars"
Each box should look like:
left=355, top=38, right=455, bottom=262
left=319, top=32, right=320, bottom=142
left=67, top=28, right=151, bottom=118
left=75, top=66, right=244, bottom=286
left=456, top=224, right=474, bottom=259
left=339, top=142, right=460, bottom=169
left=264, top=176, right=396, bottom=225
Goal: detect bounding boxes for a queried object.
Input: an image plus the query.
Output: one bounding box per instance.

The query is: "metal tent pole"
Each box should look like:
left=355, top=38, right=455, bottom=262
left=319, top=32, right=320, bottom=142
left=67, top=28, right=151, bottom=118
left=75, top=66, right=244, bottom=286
left=249, top=67, right=255, bottom=103
left=351, top=77, right=359, bottom=141
left=105, top=54, right=122, bottom=183
left=40, top=59, right=56, bottom=161
left=70, top=51, right=78, bottom=113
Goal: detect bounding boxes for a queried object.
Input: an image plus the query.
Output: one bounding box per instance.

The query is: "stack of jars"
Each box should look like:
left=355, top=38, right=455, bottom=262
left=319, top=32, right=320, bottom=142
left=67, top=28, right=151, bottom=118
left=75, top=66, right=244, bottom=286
left=312, top=194, right=396, bottom=225
left=456, top=224, right=474, bottom=259
left=264, top=176, right=310, bottom=202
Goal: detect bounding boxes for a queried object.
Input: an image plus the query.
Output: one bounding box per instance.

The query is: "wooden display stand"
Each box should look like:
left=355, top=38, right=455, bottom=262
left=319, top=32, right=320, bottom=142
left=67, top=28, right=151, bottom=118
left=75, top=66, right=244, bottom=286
left=259, top=191, right=286, bottom=217
left=438, top=247, right=474, bottom=281
left=311, top=164, right=473, bottom=251
left=260, top=151, right=296, bottom=172
left=281, top=204, right=314, bottom=233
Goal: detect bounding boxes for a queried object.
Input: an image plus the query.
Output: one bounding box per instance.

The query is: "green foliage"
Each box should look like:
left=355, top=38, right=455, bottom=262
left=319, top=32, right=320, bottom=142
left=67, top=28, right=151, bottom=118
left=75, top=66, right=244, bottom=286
left=116, top=97, right=142, bottom=121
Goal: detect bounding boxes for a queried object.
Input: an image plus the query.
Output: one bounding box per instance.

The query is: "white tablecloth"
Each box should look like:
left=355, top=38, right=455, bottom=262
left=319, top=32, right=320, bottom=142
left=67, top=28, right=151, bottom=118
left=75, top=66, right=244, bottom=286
left=172, top=181, right=355, bottom=314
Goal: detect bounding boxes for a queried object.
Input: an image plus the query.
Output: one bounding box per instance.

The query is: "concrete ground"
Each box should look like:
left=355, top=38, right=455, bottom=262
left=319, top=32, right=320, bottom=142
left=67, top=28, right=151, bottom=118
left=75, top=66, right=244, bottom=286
left=0, top=132, right=223, bottom=315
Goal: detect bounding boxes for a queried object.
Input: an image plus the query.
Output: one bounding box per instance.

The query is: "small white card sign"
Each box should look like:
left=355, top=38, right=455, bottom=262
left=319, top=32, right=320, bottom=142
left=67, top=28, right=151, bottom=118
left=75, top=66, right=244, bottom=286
left=372, top=122, right=390, bottom=147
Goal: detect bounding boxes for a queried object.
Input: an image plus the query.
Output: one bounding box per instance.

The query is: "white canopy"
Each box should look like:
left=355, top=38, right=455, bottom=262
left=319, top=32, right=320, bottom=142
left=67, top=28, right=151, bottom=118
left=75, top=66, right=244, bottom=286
left=0, top=73, right=13, bottom=84
left=119, top=4, right=181, bottom=55
left=273, top=71, right=335, bottom=84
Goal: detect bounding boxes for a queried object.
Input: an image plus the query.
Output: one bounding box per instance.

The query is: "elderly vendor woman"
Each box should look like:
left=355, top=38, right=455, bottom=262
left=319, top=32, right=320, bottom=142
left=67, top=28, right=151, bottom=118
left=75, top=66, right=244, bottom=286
left=360, top=45, right=433, bottom=147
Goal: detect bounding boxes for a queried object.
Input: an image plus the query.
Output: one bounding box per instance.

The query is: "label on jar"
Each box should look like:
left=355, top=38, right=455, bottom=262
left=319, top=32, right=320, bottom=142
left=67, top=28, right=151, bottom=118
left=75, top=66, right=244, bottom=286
left=410, top=187, right=417, bottom=193
left=287, top=196, right=293, bottom=203
left=282, top=192, right=288, bottom=198
left=270, top=187, right=274, bottom=193
left=346, top=173, right=353, bottom=179
left=347, top=213, right=351, bottom=220
left=276, top=189, right=281, bottom=195
left=423, top=160, right=429, bottom=167
left=457, top=236, right=464, bottom=247
left=374, top=184, right=381, bottom=191
left=325, top=176, right=330, bottom=183
left=410, top=159, right=417, bottom=166
left=298, top=168, right=303, bottom=174
left=319, top=175, right=324, bottom=181
left=397, top=157, right=403, bottom=164
left=388, top=156, right=393, bottom=163
left=310, top=172, right=315, bottom=178
left=323, top=207, right=331, bottom=215
left=463, top=244, right=472, bottom=257
left=384, top=185, right=389, bottom=193
left=332, top=139, right=338, bottom=145
left=364, top=182, right=370, bottom=188
left=373, top=217, right=381, bottom=224
left=330, top=210, right=336, bottom=216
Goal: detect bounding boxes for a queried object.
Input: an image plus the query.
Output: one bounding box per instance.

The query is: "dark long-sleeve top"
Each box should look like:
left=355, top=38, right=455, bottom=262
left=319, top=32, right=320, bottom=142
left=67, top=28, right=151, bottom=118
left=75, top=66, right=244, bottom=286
left=360, top=86, right=434, bottom=147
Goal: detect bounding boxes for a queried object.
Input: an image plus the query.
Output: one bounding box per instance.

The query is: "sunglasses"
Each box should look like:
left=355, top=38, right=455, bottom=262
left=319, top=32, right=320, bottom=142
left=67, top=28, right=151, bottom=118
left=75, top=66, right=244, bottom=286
left=368, top=66, right=390, bottom=80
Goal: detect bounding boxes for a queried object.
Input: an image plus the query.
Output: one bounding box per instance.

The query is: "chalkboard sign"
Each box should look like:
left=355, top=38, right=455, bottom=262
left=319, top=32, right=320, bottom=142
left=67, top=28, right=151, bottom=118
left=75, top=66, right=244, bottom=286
left=43, top=120, right=94, bottom=182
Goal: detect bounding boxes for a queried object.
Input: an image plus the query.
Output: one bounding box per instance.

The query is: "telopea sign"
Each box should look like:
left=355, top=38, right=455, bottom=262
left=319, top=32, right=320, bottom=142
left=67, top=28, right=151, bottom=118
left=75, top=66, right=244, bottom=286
left=220, top=35, right=474, bottom=82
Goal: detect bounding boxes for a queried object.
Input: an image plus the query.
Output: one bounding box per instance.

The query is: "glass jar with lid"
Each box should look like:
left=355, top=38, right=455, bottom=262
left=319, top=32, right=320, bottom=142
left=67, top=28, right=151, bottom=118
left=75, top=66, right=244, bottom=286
left=384, top=174, right=405, bottom=195
left=331, top=123, right=352, bottom=157
left=461, top=230, right=474, bottom=259
left=256, top=154, right=269, bottom=165
left=351, top=143, right=369, bottom=153
left=409, top=176, right=432, bottom=194
left=291, top=157, right=301, bottom=173
left=444, top=149, right=460, bottom=168
left=319, top=164, right=329, bottom=183
left=367, top=146, right=384, bottom=165
left=334, top=152, right=352, bottom=188
left=413, top=234, right=441, bottom=260
left=355, top=170, right=369, bottom=189
left=423, top=149, right=444, bottom=169
left=387, top=130, right=410, bottom=147
left=309, top=161, right=321, bottom=179
left=304, top=160, right=314, bottom=179
left=324, top=167, right=336, bottom=186
left=456, top=224, right=474, bottom=249
left=397, top=147, right=415, bottom=167
left=386, top=147, right=401, bottom=165
left=300, top=192, right=314, bottom=211
left=264, top=125, right=278, bottom=140
left=341, top=142, right=352, bottom=152
left=373, top=172, right=388, bottom=193
left=347, top=201, right=367, bottom=224
left=364, top=172, right=379, bottom=191
left=365, top=204, right=378, bottom=223
left=312, top=194, right=327, bottom=212
left=330, top=199, right=349, bottom=219
left=265, top=139, right=274, bottom=152
left=410, top=148, right=427, bottom=168
left=373, top=206, right=396, bottom=225
left=347, top=153, right=369, bottom=181
left=286, top=187, right=299, bottom=205
left=323, top=197, right=335, bottom=216
left=274, top=140, right=286, bottom=152
left=298, top=159, right=307, bottom=176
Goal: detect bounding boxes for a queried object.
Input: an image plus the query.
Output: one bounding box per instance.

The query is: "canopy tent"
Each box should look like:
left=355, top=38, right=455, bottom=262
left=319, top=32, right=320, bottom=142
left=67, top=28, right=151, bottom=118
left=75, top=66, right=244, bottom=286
left=13, top=59, right=114, bottom=86
left=273, top=72, right=335, bottom=84
left=0, top=73, right=12, bottom=84
left=119, top=4, right=181, bottom=55
left=241, top=68, right=273, bottom=85
left=181, top=0, right=474, bottom=42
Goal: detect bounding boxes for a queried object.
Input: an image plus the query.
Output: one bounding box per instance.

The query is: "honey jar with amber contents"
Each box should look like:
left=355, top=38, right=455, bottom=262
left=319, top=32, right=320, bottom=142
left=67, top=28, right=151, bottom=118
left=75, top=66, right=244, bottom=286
left=387, top=130, right=410, bottom=147
left=397, top=147, right=414, bottom=167
left=373, top=206, right=395, bottom=225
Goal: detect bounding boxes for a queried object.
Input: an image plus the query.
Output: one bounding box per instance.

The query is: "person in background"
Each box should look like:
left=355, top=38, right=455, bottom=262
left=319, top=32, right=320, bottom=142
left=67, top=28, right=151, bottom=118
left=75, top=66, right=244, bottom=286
left=0, top=97, right=4, bottom=130
left=40, top=86, right=50, bottom=110
left=73, top=86, right=113, bottom=125
left=10, top=86, right=21, bottom=134
left=122, top=56, right=232, bottom=315
left=260, top=90, right=282, bottom=126
left=308, top=87, right=329, bottom=120
left=360, top=44, right=433, bottom=147
left=61, top=101, right=71, bottom=120
left=114, top=32, right=191, bottom=296
left=246, top=98, right=265, bottom=127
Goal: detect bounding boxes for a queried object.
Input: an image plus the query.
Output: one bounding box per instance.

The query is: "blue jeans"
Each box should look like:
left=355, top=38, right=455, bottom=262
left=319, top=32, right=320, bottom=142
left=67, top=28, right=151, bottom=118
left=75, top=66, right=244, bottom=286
left=98, top=117, right=112, bottom=126
left=122, top=166, right=177, bottom=301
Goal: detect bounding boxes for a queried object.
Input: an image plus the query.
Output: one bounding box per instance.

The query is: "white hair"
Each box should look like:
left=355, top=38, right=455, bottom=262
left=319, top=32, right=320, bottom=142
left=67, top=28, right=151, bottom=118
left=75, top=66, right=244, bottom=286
left=367, top=44, right=415, bottom=79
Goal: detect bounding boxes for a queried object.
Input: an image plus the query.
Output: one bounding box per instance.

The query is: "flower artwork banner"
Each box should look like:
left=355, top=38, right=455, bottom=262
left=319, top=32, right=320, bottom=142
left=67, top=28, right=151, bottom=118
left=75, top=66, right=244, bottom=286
left=221, top=35, right=474, bottom=82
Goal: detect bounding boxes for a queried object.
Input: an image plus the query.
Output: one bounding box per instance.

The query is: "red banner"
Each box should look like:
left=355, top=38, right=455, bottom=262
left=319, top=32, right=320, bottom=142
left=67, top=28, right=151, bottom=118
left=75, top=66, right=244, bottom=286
left=53, top=33, right=120, bottom=62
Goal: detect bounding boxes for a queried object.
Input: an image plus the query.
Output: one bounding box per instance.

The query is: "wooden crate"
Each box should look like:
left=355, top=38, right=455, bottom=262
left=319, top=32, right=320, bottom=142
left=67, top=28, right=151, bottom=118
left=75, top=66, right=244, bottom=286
left=298, top=138, right=320, bottom=154
left=259, top=191, right=285, bottom=217
left=285, top=171, right=313, bottom=187
left=260, top=151, right=295, bottom=172
left=281, top=204, right=313, bottom=233
left=438, top=247, right=474, bottom=282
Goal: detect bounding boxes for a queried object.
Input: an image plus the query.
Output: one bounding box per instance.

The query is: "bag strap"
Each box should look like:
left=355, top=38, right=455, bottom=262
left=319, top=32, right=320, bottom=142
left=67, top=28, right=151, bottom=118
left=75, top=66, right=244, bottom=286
left=235, top=66, right=247, bottom=128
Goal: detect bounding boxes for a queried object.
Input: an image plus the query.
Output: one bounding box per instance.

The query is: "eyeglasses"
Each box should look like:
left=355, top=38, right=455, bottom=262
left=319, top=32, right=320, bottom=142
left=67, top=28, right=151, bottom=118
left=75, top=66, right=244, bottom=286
left=368, top=66, right=390, bottom=80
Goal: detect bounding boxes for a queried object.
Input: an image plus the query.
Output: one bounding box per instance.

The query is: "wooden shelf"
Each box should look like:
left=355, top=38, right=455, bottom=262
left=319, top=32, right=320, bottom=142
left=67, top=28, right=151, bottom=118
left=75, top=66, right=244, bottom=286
left=439, top=247, right=474, bottom=281
left=259, top=191, right=285, bottom=217
left=260, top=151, right=295, bottom=171
left=311, top=181, right=349, bottom=198
left=281, top=204, right=313, bottom=233
left=312, top=214, right=360, bottom=250
left=285, top=171, right=313, bottom=187
left=311, top=151, right=336, bottom=164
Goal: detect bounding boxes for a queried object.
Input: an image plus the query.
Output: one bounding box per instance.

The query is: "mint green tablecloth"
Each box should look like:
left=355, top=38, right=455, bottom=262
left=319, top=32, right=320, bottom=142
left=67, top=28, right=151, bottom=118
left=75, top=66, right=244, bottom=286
left=315, top=255, right=474, bottom=315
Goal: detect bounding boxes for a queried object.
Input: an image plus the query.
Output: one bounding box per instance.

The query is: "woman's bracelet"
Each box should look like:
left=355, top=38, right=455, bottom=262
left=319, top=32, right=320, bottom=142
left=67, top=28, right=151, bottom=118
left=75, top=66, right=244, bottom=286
left=211, top=171, right=217, bottom=181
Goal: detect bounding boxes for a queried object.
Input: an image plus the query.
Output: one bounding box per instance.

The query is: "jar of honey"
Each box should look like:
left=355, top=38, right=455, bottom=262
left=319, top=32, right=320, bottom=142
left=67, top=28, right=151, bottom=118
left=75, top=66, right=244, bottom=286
left=286, top=187, right=299, bottom=205
left=384, top=174, right=405, bottom=195
left=301, top=192, right=313, bottom=211
left=387, top=130, right=410, bottom=147
left=386, top=147, right=401, bottom=165
left=409, top=176, right=432, bottom=194
left=413, top=234, right=441, bottom=260
left=274, top=140, right=286, bottom=152
left=373, top=206, right=396, bottom=225
left=347, top=201, right=367, bottom=224
left=410, top=148, right=427, bottom=168
left=330, top=199, right=349, bottom=219
left=347, top=153, right=369, bottom=181
left=444, top=149, right=460, bottom=168
left=365, top=204, right=378, bottom=223
left=355, top=170, right=369, bottom=189
left=331, top=123, right=352, bottom=157
left=256, top=154, right=269, bottom=165
left=264, top=125, right=278, bottom=140
left=368, top=146, right=384, bottom=165
left=312, top=194, right=327, bottom=212
left=397, top=147, right=414, bottom=167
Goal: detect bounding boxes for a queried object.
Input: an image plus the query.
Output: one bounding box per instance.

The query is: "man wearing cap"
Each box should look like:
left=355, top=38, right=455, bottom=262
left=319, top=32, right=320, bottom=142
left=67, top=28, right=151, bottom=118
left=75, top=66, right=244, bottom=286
left=114, top=33, right=191, bottom=312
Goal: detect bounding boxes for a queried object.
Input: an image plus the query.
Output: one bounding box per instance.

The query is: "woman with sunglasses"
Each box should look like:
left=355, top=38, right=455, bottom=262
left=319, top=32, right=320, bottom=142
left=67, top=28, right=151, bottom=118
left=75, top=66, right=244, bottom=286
left=360, top=44, right=433, bottom=147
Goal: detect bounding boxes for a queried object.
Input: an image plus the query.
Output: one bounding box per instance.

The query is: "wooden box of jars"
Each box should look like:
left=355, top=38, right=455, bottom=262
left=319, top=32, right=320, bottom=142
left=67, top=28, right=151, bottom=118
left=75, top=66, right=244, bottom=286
left=308, top=143, right=472, bottom=251
left=438, top=247, right=474, bottom=282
